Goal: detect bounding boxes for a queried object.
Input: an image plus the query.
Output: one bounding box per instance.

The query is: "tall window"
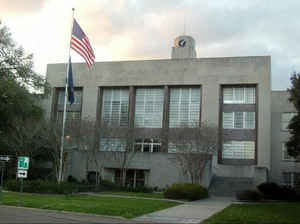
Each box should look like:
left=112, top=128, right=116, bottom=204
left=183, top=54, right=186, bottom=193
left=223, top=87, right=255, bottom=104
left=135, top=88, right=164, bottom=128
left=282, top=172, right=300, bottom=187
left=99, top=138, right=127, bottom=151
left=282, top=143, right=294, bottom=161
left=222, top=141, right=255, bottom=159
left=58, top=89, right=82, bottom=105
left=169, top=87, right=201, bottom=127
left=223, top=112, right=255, bottom=129
left=57, top=111, right=81, bottom=122
left=134, top=138, right=161, bottom=152
left=281, top=112, right=297, bottom=131
left=102, top=89, right=129, bottom=127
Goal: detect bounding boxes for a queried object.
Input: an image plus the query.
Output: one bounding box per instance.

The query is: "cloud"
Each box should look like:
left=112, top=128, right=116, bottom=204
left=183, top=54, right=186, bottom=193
left=3, top=0, right=299, bottom=90
left=67, top=0, right=300, bottom=90
left=1, top=0, right=46, bottom=16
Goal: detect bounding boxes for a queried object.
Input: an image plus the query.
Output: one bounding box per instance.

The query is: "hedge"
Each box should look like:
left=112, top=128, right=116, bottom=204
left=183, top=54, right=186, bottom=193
left=5, top=179, right=92, bottom=194
left=164, top=183, right=208, bottom=201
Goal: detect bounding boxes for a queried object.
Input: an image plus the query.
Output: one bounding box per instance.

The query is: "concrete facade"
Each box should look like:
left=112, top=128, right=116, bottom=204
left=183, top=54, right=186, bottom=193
left=43, top=35, right=281, bottom=189
left=270, top=91, right=300, bottom=185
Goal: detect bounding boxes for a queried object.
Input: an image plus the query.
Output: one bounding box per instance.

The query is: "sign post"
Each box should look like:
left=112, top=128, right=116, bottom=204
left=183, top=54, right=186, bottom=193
left=17, top=156, right=29, bottom=206
left=0, top=155, right=10, bottom=204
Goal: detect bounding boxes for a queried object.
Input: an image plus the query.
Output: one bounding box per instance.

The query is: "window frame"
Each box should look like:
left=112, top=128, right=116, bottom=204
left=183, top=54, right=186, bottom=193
left=281, top=112, right=297, bottom=131
left=99, top=137, right=127, bottom=152
left=134, top=138, right=162, bottom=153
left=282, top=143, right=295, bottom=161
left=57, top=88, right=83, bottom=105
left=223, top=87, right=256, bottom=104
left=282, top=172, right=300, bottom=188
left=168, top=87, right=201, bottom=128
left=134, top=87, right=164, bottom=128
left=101, top=88, right=129, bottom=127
left=222, top=140, right=255, bottom=160
left=222, top=111, right=255, bottom=129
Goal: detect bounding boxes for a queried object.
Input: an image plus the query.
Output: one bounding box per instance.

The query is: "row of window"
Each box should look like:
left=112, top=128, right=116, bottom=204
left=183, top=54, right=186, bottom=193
left=57, top=86, right=257, bottom=160
left=57, top=86, right=256, bottom=129
left=98, top=137, right=256, bottom=158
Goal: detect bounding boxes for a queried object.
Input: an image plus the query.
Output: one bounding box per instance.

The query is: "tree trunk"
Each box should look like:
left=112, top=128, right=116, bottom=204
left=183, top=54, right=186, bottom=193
left=121, top=169, right=126, bottom=187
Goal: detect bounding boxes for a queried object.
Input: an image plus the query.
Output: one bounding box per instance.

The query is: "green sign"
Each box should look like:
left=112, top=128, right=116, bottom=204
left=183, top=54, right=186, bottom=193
left=18, top=157, right=29, bottom=170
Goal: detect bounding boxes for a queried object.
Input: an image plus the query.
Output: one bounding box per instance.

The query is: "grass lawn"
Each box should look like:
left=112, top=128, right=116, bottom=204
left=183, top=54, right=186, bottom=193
left=2, top=192, right=181, bottom=219
left=100, top=191, right=164, bottom=199
left=202, top=203, right=300, bottom=224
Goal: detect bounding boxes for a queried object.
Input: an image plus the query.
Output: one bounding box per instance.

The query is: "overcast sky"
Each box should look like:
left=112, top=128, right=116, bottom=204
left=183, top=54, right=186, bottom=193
left=1, top=0, right=300, bottom=90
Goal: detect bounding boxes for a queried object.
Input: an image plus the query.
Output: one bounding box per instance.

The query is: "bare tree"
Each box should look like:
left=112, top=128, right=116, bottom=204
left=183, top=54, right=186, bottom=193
left=99, top=126, right=137, bottom=187
left=169, top=122, right=218, bottom=184
left=40, top=119, right=65, bottom=182
left=66, top=118, right=104, bottom=185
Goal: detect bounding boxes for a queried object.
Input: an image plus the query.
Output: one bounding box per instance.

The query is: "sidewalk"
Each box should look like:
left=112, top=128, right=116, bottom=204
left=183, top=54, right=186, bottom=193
left=133, top=196, right=233, bottom=223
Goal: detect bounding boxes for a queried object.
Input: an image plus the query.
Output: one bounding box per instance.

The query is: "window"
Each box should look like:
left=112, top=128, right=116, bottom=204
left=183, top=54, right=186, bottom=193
left=281, top=112, right=297, bottom=131
left=134, top=138, right=162, bottom=152
left=223, top=87, right=255, bottom=104
left=168, top=143, right=177, bottom=153
left=114, top=169, right=146, bottom=187
left=57, top=111, right=81, bottom=122
left=58, top=89, right=82, bottom=105
left=102, top=89, right=129, bottom=127
left=169, top=87, right=201, bottom=127
left=282, top=172, right=300, bottom=188
left=223, top=112, right=255, bottom=129
left=282, top=143, right=294, bottom=161
left=222, top=141, right=255, bottom=159
left=99, top=138, right=127, bottom=151
left=135, top=88, right=164, bottom=128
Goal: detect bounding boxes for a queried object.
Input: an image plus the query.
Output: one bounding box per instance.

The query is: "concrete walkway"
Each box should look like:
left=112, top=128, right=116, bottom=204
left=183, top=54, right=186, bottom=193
left=133, top=196, right=233, bottom=223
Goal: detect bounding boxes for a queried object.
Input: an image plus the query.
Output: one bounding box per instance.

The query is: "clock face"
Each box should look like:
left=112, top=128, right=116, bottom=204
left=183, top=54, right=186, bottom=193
left=178, top=39, right=186, bottom=47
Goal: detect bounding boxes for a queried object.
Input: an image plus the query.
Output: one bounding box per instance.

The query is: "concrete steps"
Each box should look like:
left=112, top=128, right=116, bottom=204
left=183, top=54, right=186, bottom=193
left=209, top=176, right=254, bottom=197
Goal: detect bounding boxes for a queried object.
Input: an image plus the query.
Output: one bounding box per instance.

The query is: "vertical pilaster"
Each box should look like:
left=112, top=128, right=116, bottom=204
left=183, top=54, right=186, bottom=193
left=128, top=86, right=135, bottom=129
left=162, top=85, right=169, bottom=152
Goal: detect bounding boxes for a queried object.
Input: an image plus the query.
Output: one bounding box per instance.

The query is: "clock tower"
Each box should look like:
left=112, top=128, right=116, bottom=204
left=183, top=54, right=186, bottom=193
left=171, top=35, right=197, bottom=59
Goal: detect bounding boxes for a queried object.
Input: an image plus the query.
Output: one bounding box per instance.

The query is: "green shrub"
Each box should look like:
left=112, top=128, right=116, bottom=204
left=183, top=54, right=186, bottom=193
left=100, top=180, right=121, bottom=191
left=257, top=182, right=283, bottom=199
left=67, top=175, right=79, bottom=183
left=257, top=182, right=299, bottom=200
left=236, top=190, right=263, bottom=201
left=126, top=185, right=153, bottom=193
left=164, top=183, right=208, bottom=201
left=5, top=179, right=19, bottom=192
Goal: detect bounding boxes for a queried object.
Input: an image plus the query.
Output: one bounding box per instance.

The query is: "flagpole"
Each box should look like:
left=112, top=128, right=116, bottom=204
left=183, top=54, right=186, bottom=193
left=58, top=8, right=75, bottom=183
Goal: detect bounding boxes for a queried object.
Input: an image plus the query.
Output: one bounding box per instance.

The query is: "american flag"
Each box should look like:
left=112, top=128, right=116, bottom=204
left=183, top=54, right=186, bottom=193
left=71, top=19, right=95, bottom=68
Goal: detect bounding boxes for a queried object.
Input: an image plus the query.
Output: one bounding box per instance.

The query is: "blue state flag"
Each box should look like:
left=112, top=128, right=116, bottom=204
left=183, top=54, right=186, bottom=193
left=67, top=57, right=75, bottom=104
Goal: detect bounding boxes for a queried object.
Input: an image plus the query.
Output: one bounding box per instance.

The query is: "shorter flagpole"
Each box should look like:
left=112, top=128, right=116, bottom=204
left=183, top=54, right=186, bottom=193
left=58, top=8, right=75, bottom=183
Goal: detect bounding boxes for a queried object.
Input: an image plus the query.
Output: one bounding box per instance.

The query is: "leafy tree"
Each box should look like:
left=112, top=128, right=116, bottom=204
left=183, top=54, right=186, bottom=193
left=286, top=72, right=300, bottom=159
left=0, top=23, right=49, bottom=151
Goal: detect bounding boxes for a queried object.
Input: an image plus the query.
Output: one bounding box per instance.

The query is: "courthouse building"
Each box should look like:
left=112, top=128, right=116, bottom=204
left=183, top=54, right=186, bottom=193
left=44, top=35, right=299, bottom=194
